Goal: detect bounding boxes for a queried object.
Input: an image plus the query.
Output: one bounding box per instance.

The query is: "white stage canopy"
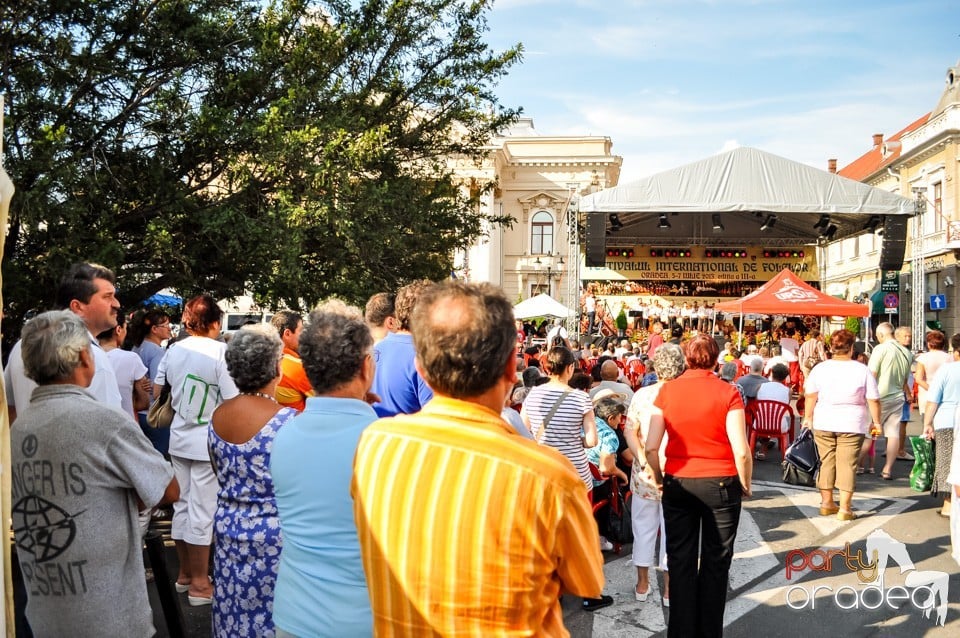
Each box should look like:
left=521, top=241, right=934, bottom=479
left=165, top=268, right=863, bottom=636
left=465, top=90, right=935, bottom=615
left=578, top=147, right=915, bottom=245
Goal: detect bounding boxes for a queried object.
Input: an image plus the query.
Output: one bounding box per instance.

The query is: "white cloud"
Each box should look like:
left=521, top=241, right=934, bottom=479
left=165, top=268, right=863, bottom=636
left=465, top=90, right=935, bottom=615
left=486, top=0, right=959, bottom=183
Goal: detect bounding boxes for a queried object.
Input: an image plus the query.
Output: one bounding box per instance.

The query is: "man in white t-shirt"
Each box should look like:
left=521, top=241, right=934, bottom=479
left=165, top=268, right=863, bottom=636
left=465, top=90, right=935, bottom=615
left=584, top=290, right=597, bottom=336
left=757, top=363, right=793, bottom=434
left=614, top=339, right=630, bottom=358
left=779, top=330, right=800, bottom=362
left=5, top=262, right=123, bottom=422
left=740, top=344, right=763, bottom=369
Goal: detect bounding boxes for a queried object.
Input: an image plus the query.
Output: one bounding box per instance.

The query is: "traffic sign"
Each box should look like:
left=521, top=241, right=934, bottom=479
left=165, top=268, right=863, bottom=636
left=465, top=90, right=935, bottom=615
left=931, top=294, right=947, bottom=310
left=883, top=293, right=899, bottom=309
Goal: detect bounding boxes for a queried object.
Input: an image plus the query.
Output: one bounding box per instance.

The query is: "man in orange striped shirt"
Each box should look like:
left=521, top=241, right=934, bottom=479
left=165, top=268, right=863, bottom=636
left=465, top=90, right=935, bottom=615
left=271, top=310, right=313, bottom=411
left=352, top=281, right=604, bottom=636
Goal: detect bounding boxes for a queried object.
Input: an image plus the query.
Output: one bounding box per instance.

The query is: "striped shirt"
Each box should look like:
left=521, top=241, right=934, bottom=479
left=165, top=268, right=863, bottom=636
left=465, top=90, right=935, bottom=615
left=352, top=396, right=604, bottom=637
left=276, top=346, right=313, bottom=412
left=522, top=386, right=593, bottom=488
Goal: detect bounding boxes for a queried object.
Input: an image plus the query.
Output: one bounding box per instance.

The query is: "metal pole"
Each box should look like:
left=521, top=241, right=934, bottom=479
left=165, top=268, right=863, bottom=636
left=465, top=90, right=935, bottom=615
left=912, top=193, right=927, bottom=347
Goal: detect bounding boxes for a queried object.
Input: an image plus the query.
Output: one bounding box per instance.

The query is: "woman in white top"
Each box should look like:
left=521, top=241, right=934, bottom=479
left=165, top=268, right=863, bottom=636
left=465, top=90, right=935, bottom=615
left=624, top=343, right=685, bottom=607
left=803, top=330, right=881, bottom=521
left=522, top=346, right=598, bottom=491
left=922, top=333, right=960, bottom=517
left=156, top=294, right=239, bottom=605
left=915, top=330, right=952, bottom=425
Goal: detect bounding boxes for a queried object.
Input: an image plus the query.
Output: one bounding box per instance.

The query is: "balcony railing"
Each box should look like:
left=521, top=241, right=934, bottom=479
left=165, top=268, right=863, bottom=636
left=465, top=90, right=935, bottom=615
left=901, top=104, right=960, bottom=154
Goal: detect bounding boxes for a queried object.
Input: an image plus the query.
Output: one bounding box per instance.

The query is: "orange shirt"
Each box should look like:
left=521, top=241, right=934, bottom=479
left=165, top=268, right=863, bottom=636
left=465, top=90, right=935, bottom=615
left=654, top=369, right=743, bottom=477
left=352, top=396, right=604, bottom=636
left=275, top=346, right=313, bottom=412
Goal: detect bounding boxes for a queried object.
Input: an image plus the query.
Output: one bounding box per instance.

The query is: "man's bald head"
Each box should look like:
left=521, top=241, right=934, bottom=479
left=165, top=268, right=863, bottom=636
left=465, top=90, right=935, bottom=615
left=876, top=322, right=894, bottom=341
left=600, top=360, right=619, bottom=381
left=410, top=281, right=515, bottom=398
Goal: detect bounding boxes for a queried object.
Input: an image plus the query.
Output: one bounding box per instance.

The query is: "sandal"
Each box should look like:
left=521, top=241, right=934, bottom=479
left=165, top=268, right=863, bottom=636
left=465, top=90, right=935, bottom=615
left=866, top=468, right=875, bottom=474
left=856, top=467, right=865, bottom=475
left=819, top=504, right=840, bottom=516
left=880, top=472, right=893, bottom=480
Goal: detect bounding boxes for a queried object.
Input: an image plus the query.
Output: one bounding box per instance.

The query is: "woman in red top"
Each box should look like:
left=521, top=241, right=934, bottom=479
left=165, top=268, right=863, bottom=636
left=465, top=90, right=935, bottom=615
left=644, top=334, right=752, bottom=638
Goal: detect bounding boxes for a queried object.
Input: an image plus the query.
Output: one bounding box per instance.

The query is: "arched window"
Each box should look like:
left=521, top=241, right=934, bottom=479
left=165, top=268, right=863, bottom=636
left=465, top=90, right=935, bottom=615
left=531, top=211, right=554, bottom=255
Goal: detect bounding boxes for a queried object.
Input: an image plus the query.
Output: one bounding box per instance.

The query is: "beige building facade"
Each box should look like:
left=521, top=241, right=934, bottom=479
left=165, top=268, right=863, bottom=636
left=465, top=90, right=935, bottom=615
left=454, top=117, right=622, bottom=310
left=825, top=62, right=960, bottom=342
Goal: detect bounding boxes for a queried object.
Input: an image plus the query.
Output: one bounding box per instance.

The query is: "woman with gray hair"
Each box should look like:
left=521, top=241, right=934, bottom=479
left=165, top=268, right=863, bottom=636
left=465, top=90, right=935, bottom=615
left=586, top=395, right=630, bottom=551
left=209, top=324, right=295, bottom=637
left=270, top=299, right=377, bottom=637
left=623, top=343, right=685, bottom=606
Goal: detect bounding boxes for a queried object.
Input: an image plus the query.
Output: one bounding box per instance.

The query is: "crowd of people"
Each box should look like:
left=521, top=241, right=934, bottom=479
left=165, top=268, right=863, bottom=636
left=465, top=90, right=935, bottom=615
left=5, top=261, right=960, bottom=637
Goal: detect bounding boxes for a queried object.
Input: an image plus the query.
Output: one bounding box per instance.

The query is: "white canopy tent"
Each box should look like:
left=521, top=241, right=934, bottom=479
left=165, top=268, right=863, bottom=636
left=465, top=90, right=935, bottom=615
left=578, top=147, right=915, bottom=244
left=513, top=294, right=576, bottom=320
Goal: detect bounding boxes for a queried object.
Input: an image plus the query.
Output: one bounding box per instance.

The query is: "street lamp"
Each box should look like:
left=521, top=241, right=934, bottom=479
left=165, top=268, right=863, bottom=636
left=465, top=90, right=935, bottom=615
left=533, top=255, right=564, bottom=297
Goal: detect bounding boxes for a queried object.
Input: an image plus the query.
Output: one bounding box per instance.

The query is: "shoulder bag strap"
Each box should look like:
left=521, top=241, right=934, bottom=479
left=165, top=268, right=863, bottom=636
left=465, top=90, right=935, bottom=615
left=536, top=391, right=571, bottom=444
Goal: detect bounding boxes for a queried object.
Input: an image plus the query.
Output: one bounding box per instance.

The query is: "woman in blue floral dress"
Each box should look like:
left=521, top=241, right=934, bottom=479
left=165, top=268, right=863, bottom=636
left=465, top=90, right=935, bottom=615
left=209, top=325, right=295, bottom=637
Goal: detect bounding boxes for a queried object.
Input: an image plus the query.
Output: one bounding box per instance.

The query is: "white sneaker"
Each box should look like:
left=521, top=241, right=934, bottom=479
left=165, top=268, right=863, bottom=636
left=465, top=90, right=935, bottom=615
left=599, top=536, right=614, bottom=551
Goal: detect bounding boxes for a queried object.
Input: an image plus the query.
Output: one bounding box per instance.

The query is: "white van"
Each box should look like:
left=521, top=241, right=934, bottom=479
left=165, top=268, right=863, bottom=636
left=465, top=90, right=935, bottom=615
left=221, top=311, right=274, bottom=334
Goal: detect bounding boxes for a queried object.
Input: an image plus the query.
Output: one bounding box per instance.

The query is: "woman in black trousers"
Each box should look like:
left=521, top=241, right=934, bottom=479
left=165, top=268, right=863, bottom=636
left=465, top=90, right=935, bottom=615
left=644, top=334, right=752, bottom=637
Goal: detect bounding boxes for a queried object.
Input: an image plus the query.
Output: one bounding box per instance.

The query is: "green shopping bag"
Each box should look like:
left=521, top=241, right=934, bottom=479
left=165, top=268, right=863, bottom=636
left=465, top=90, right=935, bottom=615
left=909, top=435, right=934, bottom=493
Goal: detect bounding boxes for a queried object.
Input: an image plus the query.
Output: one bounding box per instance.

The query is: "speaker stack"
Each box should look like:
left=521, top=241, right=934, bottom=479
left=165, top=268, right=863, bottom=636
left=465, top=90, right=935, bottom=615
left=585, top=214, right=606, bottom=267
left=878, top=216, right=908, bottom=271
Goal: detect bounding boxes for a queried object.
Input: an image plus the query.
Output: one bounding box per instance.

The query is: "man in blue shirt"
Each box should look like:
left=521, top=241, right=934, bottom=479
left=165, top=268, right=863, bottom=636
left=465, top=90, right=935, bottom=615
left=371, top=280, right=434, bottom=417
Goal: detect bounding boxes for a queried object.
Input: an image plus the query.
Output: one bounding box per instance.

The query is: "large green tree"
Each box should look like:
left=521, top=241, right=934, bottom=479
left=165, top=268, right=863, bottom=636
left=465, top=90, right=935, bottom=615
left=0, top=0, right=519, bottom=343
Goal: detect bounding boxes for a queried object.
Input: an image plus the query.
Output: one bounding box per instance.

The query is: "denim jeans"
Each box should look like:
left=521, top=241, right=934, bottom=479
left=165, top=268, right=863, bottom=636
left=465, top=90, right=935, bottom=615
left=662, top=474, right=742, bottom=638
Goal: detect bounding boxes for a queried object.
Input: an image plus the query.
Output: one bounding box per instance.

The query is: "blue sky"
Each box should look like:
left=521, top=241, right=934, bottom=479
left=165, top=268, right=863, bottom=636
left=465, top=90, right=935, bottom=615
left=486, top=0, right=960, bottom=182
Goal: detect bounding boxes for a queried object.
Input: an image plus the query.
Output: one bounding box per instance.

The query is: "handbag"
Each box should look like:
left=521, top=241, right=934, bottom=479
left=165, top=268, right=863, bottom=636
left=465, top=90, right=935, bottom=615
left=782, top=460, right=817, bottom=487
left=801, top=341, right=823, bottom=371
left=782, top=427, right=819, bottom=487
left=909, top=435, right=934, bottom=493
left=146, top=381, right=174, bottom=429
left=785, top=427, right=820, bottom=474
left=604, top=482, right=634, bottom=544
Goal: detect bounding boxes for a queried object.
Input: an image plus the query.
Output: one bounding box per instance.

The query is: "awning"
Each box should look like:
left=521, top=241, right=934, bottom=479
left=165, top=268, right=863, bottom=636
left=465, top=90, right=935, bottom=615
left=145, top=292, right=183, bottom=307
left=513, top=294, right=575, bottom=319
left=715, top=269, right=868, bottom=317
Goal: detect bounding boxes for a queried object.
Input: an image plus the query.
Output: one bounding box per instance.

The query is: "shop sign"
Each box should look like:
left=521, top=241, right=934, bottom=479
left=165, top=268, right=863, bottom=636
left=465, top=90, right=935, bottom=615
left=880, top=270, right=899, bottom=293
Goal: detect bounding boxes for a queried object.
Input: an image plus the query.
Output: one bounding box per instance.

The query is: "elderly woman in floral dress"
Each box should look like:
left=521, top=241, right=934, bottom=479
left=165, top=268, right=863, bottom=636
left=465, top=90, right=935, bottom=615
left=624, top=343, right=685, bottom=607
left=209, top=325, right=296, bottom=636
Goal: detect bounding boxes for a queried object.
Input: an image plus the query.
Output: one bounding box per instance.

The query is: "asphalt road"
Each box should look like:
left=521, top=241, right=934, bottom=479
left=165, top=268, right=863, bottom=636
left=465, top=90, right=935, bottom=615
left=142, top=410, right=958, bottom=638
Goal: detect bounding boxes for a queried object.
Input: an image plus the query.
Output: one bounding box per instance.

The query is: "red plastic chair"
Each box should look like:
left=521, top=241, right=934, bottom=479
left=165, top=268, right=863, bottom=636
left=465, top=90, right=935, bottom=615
left=583, top=357, right=599, bottom=375
left=733, top=359, right=748, bottom=381
left=626, top=359, right=645, bottom=389
left=746, top=399, right=795, bottom=461
left=588, top=463, right=627, bottom=554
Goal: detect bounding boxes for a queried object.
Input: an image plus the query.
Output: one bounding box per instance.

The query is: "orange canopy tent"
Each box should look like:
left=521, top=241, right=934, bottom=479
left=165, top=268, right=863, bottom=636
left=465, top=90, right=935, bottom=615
left=715, top=268, right=869, bottom=317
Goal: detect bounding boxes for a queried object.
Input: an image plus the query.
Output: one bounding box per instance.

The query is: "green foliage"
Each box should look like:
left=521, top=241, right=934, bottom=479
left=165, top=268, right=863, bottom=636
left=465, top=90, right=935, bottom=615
left=0, top=0, right=520, bottom=344
left=844, top=316, right=861, bottom=334
left=615, top=308, right=628, bottom=330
